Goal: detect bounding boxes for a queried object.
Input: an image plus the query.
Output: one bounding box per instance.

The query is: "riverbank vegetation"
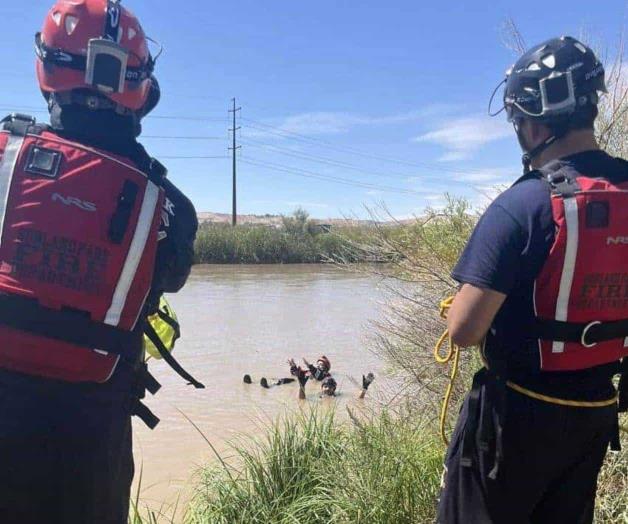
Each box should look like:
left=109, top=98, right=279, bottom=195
left=194, top=209, right=391, bottom=264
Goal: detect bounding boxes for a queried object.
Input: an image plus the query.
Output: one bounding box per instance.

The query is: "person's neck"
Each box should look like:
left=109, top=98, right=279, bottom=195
left=531, top=129, right=600, bottom=169
left=49, top=101, right=140, bottom=146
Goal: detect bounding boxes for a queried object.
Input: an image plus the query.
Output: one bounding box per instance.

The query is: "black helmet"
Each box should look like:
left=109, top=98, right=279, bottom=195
left=321, top=376, right=337, bottom=396
left=501, top=36, right=606, bottom=124
left=490, top=36, right=606, bottom=172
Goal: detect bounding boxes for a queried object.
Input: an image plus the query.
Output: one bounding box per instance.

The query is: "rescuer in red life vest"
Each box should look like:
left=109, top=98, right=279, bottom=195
left=0, top=1, right=198, bottom=522
left=438, top=37, right=627, bottom=523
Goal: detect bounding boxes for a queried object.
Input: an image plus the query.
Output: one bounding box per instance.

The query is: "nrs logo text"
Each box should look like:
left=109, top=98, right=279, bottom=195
left=52, top=193, right=97, bottom=212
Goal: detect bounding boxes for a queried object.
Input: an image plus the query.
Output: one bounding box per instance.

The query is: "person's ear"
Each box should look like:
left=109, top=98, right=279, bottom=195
left=528, top=120, right=552, bottom=146
left=139, top=75, right=161, bottom=119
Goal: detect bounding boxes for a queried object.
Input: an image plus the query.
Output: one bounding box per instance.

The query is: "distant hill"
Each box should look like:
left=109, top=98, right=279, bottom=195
left=196, top=212, right=397, bottom=227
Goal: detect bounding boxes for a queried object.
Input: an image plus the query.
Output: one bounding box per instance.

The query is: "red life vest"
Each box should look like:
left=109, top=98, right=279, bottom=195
left=534, top=163, right=628, bottom=371
left=0, top=114, right=164, bottom=383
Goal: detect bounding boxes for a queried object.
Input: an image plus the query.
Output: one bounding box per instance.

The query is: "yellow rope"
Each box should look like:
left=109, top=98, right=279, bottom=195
left=505, top=381, right=618, bottom=408
left=435, top=296, right=460, bottom=446
left=434, top=295, right=627, bottom=445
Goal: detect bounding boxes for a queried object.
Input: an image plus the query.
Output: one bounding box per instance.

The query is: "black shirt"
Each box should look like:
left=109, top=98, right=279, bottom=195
left=452, top=150, right=627, bottom=401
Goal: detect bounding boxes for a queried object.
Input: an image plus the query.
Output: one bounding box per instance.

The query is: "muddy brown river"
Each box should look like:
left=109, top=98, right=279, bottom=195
left=132, top=265, right=388, bottom=516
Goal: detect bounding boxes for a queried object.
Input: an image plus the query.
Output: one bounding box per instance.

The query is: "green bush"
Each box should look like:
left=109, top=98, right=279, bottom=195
left=186, top=409, right=443, bottom=524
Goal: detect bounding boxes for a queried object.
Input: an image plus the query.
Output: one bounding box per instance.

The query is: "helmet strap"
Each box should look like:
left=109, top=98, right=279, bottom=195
left=520, top=121, right=571, bottom=174
left=522, top=135, right=557, bottom=174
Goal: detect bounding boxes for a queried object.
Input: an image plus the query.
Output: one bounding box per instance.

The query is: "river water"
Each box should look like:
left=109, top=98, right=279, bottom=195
left=132, top=265, right=388, bottom=515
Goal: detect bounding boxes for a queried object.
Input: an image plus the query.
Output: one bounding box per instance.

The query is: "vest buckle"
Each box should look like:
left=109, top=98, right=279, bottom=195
left=581, top=320, right=602, bottom=348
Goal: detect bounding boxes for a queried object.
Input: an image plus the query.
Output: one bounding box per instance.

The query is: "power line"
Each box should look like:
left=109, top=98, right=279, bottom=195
left=143, top=135, right=223, bottom=140
left=240, top=157, right=427, bottom=196
left=239, top=136, right=473, bottom=187
left=160, top=155, right=229, bottom=160
left=0, top=106, right=228, bottom=123
left=241, top=117, right=493, bottom=176
left=240, top=137, right=409, bottom=178
left=148, top=115, right=227, bottom=122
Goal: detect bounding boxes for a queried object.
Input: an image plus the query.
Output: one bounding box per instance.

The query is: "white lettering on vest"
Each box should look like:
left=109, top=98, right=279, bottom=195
left=607, top=236, right=628, bottom=246
left=52, top=193, right=97, bottom=212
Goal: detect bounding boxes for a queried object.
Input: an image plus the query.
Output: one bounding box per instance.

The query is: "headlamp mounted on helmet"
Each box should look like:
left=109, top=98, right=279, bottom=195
left=85, top=38, right=129, bottom=94
left=502, top=70, right=578, bottom=122
left=86, top=0, right=126, bottom=94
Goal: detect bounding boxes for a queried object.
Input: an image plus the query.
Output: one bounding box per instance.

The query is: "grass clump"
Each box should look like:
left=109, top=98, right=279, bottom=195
left=595, top=427, right=628, bottom=524
left=186, top=409, right=443, bottom=524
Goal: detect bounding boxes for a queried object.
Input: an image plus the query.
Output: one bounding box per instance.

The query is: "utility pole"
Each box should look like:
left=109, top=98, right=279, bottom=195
left=228, top=98, right=241, bottom=226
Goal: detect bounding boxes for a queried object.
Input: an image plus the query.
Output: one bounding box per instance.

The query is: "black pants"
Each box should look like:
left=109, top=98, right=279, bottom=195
left=0, top=371, right=135, bottom=524
left=438, top=386, right=617, bottom=524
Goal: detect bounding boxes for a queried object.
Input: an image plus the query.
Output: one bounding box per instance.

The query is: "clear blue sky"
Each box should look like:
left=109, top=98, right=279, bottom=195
left=1, top=0, right=625, bottom=218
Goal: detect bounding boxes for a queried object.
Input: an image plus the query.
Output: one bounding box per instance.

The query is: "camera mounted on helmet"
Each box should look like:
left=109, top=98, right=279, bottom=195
left=488, top=36, right=607, bottom=172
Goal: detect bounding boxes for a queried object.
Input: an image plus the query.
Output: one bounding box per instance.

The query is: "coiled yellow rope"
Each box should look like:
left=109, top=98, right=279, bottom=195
left=435, top=296, right=626, bottom=446
left=434, top=296, right=460, bottom=446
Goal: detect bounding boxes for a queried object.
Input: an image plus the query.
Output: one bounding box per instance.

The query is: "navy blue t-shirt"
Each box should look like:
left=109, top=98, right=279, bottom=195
left=452, top=150, right=627, bottom=401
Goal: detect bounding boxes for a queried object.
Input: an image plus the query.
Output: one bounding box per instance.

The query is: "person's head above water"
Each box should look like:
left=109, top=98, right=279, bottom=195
left=320, top=376, right=337, bottom=397
left=316, top=356, right=331, bottom=373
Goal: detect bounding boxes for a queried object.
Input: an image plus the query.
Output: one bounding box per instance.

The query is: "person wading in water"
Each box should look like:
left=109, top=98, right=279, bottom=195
left=438, top=36, right=627, bottom=524
left=244, top=355, right=375, bottom=399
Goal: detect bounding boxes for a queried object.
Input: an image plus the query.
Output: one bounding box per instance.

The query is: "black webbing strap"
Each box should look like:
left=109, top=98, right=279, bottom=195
left=109, top=180, right=139, bottom=244
left=486, top=371, right=507, bottom=481
left=144, top=323, right=205, bottom=389
left=461, top=368, right=487, bottom=469
left=138, top=362, right=162, bottom=396
left=0, top=294, right=136, bottom=357
left=129, top=363, right=161, bottom=430
left=145, top=157, right=167, bottom=186
left=103, top=0, right=122, bottom=42
left=132, top=400, right=160, bottom=430
left=35, top=33, right=153, bottom=84
left=157, top=308, right=181, bottom=339
left=546, top=165, right=581, bottom=198
left=619, top=358, right=628, bottom=413
left=1, top=114, right=48, bottom=137
left=461, top=365, right=507, bottom=480
left=535, top=318, right=628, bottom=346
left=50, top=91, right=133, bottom=116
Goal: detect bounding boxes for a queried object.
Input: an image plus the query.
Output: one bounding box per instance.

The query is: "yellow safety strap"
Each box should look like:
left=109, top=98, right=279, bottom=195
left=435, top=295, right=627, bottom=446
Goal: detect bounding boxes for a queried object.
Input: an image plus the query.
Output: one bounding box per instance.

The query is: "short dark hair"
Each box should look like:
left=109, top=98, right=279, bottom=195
left=546, top=104, right=597, bottom=138
left=567, top=104, right=598, bottom=131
